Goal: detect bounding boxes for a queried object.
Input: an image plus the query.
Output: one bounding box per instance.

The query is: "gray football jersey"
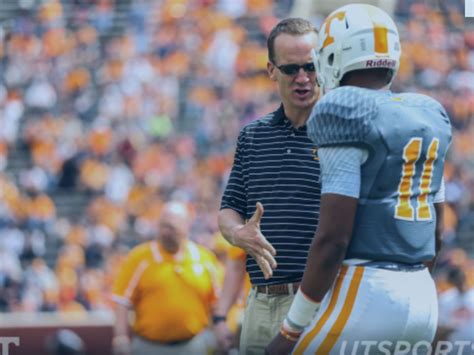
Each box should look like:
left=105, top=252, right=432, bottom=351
left=308, top=86, right=452, bottom=263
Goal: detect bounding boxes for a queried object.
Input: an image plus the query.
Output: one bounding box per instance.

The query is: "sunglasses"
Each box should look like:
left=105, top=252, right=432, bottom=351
left=274, top=62, right=316, bottom=75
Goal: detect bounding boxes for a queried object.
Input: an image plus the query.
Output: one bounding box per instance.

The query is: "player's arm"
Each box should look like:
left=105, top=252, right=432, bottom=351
left=434, top=202, right=444, bottom=257
left=300, top=194, right=358, bottom=300
left=266, top=146, right=365, bottom=355
left=424, top=202, right=444, bottom=273
left=424, top=177, right=445, bottom=273
left=295, top=146, right=365, bottom=304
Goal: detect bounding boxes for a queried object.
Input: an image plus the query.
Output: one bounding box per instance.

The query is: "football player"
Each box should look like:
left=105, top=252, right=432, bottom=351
left=267, top=4, right=452, bottom=354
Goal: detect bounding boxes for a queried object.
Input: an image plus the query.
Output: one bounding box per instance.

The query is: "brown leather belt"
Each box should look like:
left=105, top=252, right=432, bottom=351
left=255, top=282, right=300, bottom=295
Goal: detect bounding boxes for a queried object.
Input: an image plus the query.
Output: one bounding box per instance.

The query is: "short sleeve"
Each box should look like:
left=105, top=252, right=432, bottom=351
left=307, top=87, right=377, bottom=147
left=220, top=129, right=247, bottom=216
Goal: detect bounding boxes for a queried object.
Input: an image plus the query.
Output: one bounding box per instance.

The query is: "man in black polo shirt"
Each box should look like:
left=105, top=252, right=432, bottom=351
left=214, top=18, right=321, bottom=355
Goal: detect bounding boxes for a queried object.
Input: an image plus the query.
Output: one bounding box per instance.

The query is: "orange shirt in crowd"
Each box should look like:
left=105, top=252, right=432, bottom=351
left=26, top=193, right=56, bottom=221
left=79, top=158, right=109, bottom=191
left=112, top=240, right=218, bottom=342
left=88, top=127, right=113, bottom=156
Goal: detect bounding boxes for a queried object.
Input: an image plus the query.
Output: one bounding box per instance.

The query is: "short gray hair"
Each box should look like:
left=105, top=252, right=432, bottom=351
left=267, top=18, right=318, bottom=64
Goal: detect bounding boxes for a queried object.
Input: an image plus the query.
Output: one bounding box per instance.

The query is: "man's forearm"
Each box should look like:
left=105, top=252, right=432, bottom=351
left=218, top=208, right=245, bottom=245
left=218, top=204, right=276, bottom=279
left=214, top=258, right=246, bottom=316
left=112, top=304, right=132, bottom=353
left=113, top=304, right=130, bottom=338
left=426, top=202, right=445, bottom=273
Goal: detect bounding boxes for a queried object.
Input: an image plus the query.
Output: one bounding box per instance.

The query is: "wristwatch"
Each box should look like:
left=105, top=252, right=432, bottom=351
left=212, top=314, right=227, bottom=324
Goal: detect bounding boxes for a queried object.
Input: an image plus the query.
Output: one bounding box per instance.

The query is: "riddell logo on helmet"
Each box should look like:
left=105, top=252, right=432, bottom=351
left=366, top=59, right=396, bottom=68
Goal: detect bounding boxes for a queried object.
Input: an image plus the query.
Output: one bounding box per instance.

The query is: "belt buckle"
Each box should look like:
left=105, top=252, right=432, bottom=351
left=256, top=282, right=299, bottom=295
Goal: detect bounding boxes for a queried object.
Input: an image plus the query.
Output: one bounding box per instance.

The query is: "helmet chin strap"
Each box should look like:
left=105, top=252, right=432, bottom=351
left=332, top=41, right=343, bottom=87
left=321, top=42, right=344, bottom=95
left=311, top=48, right=321, bottom=87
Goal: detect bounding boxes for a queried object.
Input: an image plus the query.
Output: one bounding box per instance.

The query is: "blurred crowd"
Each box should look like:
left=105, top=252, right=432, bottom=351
left=0, top=0, right=472, bottom=338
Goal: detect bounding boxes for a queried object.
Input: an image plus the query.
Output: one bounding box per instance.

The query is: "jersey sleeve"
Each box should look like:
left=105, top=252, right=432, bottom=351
left=318, top=146, right=368, bottom=198
left=220, top=129, right=247, bottom=217
left=307, top=86, right=377, bottom=147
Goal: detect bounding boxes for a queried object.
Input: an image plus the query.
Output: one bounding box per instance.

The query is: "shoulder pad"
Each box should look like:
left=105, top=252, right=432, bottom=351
left=398, top=93, right=450, bottom=123
left=398, top=92, right=441, bottom=108
left=308, top=87, right=377, bottom=147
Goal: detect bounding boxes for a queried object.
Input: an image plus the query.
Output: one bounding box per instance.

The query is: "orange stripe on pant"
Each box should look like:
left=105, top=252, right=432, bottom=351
left=294, top=266, right=365, bottom=354
left=294, top=266, right=348, bottom=355
left=316, top=267, right=365, bottom=354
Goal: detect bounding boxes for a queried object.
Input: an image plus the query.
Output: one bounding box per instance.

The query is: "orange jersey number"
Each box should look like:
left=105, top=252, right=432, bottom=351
left=395, top=137, right=440, bottom=221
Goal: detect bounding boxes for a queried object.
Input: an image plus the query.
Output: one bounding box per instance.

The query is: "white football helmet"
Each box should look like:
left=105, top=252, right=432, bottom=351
left=313, top=4, right=401, bottom=93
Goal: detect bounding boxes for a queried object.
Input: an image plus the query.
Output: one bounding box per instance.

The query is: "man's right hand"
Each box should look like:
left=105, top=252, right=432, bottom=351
left=213, top=321, right=234, bottom=352
left=231, top=202, right=277, bottom=279
left=112, top=335, right=131, bottom=355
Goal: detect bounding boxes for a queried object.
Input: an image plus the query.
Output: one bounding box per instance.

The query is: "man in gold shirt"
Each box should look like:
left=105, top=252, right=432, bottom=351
left=111, top=201, right=219, bottom=355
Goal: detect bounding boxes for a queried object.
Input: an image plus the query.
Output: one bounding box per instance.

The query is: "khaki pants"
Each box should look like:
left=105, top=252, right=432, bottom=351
left=239, top=287, right=295, bottom=355
left=131, top=331, right=211, bottom=355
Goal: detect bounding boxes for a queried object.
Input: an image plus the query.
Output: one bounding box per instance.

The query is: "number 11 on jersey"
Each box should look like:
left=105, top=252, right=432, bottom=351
left=395, top=137, right=440, bottom=221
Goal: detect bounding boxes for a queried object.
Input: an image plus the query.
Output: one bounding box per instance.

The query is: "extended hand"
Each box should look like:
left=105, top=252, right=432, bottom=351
left=232, top=202, right=277, bottom=279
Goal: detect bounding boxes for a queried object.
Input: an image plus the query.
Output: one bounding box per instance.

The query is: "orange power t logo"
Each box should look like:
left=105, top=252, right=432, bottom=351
left=321, top=10, right=390, bottom=56
left=322, top=11, right=346, bottom=49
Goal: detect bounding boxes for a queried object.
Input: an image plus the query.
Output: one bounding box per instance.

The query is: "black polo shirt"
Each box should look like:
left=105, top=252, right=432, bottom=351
left=221, top=105, right=321, bottom=286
